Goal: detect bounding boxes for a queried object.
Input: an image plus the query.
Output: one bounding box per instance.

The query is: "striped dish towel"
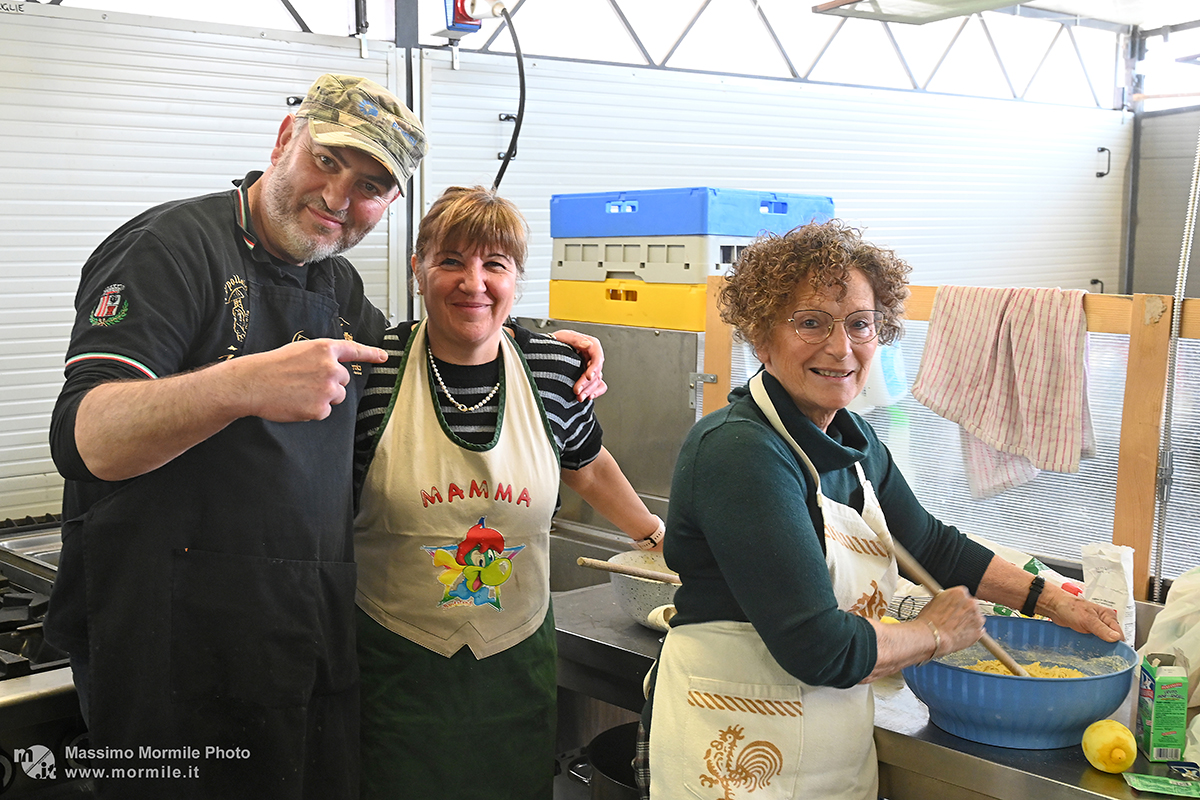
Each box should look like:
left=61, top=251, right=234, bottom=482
left=911, top=286, right=1095, bottom=498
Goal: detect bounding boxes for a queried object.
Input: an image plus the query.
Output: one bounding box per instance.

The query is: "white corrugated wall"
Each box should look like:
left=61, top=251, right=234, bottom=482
left=0, top=5, right=407, bottom=518
left=1130, top=107, right=1200, bottom=296
left=0, top=10, right=1138, bottom=521
left=418, top=49, right=1132, bottom=319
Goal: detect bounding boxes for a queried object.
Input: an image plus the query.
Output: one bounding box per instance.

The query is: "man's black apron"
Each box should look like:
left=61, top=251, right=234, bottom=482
left=74, top=264, right=368, bottom=799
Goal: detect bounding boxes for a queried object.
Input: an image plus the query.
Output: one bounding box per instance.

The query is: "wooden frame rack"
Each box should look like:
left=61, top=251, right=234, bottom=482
left=702, top=277, right=1197, bottom=599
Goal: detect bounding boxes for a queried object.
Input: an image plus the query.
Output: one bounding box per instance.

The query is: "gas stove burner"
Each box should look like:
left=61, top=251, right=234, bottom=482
left=0, top=626, right=65, bottom=680
left=0, top=578, right=49, bottom=627
left=0, top=576, right=62, bottom=680
left=0, top=512, right=85, bottom=798
left=0, top=548, right=65, bottom=680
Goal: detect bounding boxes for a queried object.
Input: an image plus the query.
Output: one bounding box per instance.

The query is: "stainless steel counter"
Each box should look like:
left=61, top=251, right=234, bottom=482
left=871, top=672, right=1146, bottom=800
left=552, top=583, right=1164, bottom=800
left=554, top=581, right=661, bottom=713
left=0, top=668, right=78, bottom=729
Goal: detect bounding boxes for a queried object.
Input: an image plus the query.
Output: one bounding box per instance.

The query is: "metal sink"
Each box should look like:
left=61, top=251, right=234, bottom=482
left=0, top=528, right=62, bottom=595
left=549, top=521, right=628, bottom=593
left=0, top=531, right=63, bottom=570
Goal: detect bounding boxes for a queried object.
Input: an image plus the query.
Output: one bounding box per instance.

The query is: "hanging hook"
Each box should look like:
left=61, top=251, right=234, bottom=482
left=1096, top=146, right=1111, bottom=178
left=1090, top=278, right=1104, bottom=293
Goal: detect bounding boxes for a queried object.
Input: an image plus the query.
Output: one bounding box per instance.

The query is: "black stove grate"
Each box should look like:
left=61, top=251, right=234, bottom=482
left=0, top=514, right=61, bottom=531
left=0, top=514, right=65, bottom=679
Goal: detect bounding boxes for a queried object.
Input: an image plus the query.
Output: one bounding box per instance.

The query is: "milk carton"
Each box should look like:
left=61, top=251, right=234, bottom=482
left=1137, top=653, right=1190, bottom=762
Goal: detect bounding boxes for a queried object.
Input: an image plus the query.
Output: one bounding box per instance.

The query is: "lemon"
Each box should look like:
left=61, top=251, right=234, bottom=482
left=1081, top=720, right=1137, bottom=773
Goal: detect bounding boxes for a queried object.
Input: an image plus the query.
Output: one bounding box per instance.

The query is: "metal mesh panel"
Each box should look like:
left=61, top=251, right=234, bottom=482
left=864, top=321, right=1135, bottom=573
left=1160, top=338, right=1200, bottom=580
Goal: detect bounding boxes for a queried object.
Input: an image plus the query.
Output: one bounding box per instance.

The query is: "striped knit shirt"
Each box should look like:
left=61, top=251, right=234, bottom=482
left=353, top=322, right=603, bottom=500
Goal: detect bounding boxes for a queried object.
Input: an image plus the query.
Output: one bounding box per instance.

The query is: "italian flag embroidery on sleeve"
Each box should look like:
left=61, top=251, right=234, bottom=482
left=65, top=353, right=157, bottom=379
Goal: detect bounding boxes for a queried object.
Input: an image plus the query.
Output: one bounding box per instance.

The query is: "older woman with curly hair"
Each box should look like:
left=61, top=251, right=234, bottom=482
left=638, top=221, right=1122, bottom=800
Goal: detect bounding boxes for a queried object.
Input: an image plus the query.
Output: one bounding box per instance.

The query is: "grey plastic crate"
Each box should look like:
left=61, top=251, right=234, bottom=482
left=551, top=234, right=754, bottom=284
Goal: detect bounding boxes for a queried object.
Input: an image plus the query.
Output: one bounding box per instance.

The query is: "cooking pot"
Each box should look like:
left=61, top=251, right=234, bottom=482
left=567, top=721, right=640, bottom=799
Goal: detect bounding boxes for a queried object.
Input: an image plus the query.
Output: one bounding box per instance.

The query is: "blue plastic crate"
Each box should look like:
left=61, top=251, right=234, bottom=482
left=550, top=187, right=834, bottom=238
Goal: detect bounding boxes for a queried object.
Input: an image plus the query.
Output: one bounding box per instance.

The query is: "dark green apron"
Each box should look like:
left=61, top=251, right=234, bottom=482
left=78, top=266, right=367, bottom=799
left=357, top=606, right=557, bottom=799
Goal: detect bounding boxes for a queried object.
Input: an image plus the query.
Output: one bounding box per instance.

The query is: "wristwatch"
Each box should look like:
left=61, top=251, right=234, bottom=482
left=633, top=515, right=665, bottom=550
left=1021, top=575, right=1045, bottom=617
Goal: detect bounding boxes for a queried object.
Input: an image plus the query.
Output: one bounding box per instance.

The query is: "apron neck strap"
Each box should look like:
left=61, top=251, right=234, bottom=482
left=749, top=372, right=823, bottom=504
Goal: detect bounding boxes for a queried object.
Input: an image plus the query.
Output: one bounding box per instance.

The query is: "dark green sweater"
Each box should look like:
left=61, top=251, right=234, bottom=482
left=665, top=370, right=993, bottom=688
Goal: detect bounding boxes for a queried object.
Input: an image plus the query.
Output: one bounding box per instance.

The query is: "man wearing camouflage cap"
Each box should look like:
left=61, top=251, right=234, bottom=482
left=44, top=74, right=422, bottom=799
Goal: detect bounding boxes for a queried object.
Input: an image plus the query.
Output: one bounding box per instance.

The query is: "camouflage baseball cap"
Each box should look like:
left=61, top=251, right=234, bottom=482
left=295, top=74, right=428, bottom=194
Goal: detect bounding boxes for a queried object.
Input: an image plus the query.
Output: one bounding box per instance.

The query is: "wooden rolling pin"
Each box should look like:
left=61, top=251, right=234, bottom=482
left=576, top=556, right=682, bottom=585
left=888, top=538, right=1030, bottom=678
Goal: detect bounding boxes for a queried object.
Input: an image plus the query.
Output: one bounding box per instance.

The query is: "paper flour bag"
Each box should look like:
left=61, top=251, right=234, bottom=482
left=1082, top=543, right=1137, bottom=646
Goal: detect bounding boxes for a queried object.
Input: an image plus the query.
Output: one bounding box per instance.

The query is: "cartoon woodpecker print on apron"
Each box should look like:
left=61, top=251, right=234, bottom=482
left=425, top=517, right=523, bottom=609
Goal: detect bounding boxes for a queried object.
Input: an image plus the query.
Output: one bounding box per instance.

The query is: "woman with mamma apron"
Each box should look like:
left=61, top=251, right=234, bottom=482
left=353, top=186, right=663, bottom=799
left=640, top=221, right=1124, bottom=799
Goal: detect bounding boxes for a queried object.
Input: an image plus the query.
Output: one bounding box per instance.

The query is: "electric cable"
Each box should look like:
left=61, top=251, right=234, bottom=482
left=492, top=6, right=525, bottom=192
left=1152, top=121, right=1200, bottom=601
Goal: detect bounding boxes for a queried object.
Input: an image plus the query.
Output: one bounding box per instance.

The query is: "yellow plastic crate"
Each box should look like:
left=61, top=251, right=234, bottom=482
left=549, top=279, right=707, bottom=332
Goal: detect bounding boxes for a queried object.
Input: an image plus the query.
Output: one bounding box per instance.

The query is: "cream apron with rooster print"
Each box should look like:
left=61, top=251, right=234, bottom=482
left=649, top=372, right=899, bottom=800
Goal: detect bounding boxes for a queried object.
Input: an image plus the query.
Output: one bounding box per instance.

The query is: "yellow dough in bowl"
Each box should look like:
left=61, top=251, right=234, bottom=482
left=964, top=659, right=1086, bottom=678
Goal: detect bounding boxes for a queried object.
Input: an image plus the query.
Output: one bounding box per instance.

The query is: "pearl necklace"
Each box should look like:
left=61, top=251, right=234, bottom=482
left=427, top=342, right=500, bottom=413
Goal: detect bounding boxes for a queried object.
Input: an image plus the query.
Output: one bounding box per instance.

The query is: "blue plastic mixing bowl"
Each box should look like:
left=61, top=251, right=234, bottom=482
left=901, top=615, right=1138, bottom=749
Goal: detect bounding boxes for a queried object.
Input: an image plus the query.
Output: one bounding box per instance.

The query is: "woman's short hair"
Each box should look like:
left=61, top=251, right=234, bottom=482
left=719, top=219, right=911, bottom=348
left=414, top=186, right=529, bottom=277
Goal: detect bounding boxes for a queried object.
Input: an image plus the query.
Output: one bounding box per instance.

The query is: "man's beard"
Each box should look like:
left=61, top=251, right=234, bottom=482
left=260, top=167, right=373, bottom=264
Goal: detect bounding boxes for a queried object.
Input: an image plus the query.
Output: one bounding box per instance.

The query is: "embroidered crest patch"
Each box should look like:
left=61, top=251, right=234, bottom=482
left=89, top=284, right=128, bottom=327
left=423, top=517, right=524, bottom=610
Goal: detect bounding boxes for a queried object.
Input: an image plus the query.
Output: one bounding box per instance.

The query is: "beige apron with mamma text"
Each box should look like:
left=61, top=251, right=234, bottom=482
left=354, top=319, right=560, bottom=658
left=649, top=372, right=898, bottom=799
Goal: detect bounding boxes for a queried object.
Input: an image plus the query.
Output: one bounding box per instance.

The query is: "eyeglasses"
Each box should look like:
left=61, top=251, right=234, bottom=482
left=787, top=309, right=884, bottom=344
